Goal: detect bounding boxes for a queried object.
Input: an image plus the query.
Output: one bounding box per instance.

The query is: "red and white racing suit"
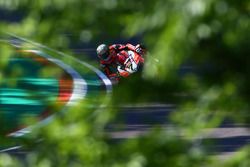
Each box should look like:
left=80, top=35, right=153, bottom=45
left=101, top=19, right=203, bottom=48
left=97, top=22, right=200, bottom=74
left=100, top=43, right=144, bottom=81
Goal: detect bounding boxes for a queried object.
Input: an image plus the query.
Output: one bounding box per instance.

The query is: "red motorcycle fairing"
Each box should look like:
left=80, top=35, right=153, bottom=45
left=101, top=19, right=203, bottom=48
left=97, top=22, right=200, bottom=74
left=117, top=50, right=144, bottom=78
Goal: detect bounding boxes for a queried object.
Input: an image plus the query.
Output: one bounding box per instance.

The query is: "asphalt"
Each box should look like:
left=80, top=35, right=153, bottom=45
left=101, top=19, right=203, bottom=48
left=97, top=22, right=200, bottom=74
left=109, top=104, right=250, bottom=158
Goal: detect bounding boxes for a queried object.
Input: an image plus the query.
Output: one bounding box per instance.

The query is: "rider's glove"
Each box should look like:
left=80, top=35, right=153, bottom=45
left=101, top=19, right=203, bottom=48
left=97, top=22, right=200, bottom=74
left=135, top=47, right=143, bottom=54
left=135, top=44, right=146, bottom=56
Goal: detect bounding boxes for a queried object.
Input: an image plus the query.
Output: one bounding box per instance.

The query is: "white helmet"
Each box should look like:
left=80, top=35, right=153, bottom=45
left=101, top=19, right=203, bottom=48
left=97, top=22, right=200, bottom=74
left=96, top=44, right=110, bottom=60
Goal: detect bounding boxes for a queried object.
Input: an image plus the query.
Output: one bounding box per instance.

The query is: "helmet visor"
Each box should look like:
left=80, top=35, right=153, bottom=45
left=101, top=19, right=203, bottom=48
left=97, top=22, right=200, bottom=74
left=100, top=51, right=111, bottom=61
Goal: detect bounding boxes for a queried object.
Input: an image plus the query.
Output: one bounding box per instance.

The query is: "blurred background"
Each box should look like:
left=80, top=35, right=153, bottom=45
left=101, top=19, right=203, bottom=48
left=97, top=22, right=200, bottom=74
left=0, top=0, right=250, bottom=166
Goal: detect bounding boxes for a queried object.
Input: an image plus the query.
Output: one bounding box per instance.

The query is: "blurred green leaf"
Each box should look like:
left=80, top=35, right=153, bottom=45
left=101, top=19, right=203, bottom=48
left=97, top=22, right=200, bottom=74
left=0, top=0, right=250, bottom=166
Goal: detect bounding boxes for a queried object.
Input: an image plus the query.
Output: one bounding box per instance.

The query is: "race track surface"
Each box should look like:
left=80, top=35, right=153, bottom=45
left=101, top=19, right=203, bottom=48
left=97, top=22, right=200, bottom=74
left=111, top=104, right=250, bottom=158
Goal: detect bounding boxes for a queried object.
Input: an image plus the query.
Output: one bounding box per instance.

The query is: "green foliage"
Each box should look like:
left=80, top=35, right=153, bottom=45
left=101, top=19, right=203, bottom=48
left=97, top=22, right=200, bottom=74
left=0, top=0, right=250, bottom=166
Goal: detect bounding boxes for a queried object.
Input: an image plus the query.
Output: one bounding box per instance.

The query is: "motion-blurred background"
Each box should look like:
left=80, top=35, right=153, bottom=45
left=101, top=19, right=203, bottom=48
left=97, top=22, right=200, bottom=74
left=0, top=0, right=250, bottom=166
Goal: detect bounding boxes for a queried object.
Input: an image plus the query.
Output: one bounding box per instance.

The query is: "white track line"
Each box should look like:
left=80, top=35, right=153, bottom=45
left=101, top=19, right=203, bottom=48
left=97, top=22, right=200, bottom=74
left=33, top=50, right=87, bottom=105
left=7, top=33, right=112, bottom=93
left=0, top=146, right=22, bottom=153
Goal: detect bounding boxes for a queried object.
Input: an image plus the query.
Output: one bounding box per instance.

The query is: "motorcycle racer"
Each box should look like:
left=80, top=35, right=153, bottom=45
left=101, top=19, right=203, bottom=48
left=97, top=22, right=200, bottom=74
left=96, top=43, right=146, bottom=82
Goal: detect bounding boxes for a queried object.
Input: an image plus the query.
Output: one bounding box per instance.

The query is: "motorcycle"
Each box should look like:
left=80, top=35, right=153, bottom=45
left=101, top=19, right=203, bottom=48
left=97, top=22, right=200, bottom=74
left=114, top=50, right=144, bottom=83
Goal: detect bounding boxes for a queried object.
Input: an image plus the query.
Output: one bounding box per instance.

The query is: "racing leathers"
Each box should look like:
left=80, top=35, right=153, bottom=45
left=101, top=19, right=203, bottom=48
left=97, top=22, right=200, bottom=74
left=99, top=43, right=144, bottom=82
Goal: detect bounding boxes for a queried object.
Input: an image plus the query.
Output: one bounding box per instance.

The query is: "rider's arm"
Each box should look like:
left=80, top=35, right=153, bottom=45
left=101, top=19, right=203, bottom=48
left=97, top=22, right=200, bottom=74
left=100, top=64, right=112, bottom=76
left=109, top=44, right=136, bottom=52
left=109, top=44, right=126, bottom=51
left=100, top=63, right=120, bottom=79
left=125, top=43, right=136, bottom=51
